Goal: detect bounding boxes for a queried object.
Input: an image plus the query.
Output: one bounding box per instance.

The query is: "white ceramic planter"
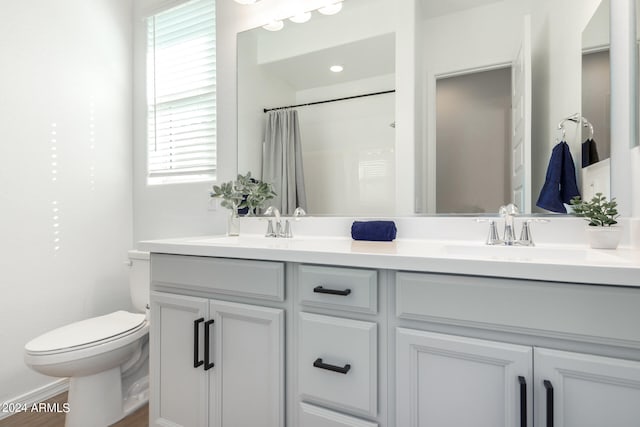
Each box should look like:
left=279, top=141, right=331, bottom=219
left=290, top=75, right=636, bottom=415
left=585, top=225, right=622, bottom=249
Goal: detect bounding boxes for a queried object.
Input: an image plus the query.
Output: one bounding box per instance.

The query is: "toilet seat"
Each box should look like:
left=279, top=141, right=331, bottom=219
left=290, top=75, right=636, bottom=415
left=25, top=311, right=148, bottom=361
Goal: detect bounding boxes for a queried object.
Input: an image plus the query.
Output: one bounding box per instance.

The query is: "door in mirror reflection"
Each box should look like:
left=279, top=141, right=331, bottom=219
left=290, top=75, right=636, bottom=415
left=436, top=68, right=512, bottom=214
left=434, top=16, right=531, bottom=214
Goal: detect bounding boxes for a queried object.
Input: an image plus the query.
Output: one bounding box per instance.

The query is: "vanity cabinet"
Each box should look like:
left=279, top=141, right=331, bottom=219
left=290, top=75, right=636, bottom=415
left=297, top=264, right=380, bottom=426
left=396, top=328, right=533, bottom=427
left=534, top=347, right=640, bottom=427
left=396, top=329, right=640, bottom=427
left=149, top=255, right=285, bottom=427
left=395, top=272, right=640, bottom=427
left=147, top=251, right=640, bottom=427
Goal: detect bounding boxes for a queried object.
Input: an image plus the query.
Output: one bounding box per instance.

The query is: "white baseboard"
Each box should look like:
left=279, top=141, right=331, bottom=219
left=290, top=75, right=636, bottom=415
left=0, top=379, right=69, bottom=421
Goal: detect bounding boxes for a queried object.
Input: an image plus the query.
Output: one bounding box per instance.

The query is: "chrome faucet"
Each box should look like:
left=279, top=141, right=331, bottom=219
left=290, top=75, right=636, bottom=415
left=500, top=204, right=519, bottom=245
left=480, top=205, right=548, bottom=246
left=264, top=206, right=306, bottom=238
left=264, top=206, right=282, bottom=238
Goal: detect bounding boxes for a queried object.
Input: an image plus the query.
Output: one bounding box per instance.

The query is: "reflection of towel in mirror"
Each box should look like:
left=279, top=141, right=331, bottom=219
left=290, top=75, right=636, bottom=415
left=581, top=138, right=600, bottom=168
left=536, top=141, right=581, bottom=213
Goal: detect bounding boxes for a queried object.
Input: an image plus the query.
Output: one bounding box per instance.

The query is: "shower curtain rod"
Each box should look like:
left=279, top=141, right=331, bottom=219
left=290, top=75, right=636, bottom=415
left=263, top=89, right=396, bottom=113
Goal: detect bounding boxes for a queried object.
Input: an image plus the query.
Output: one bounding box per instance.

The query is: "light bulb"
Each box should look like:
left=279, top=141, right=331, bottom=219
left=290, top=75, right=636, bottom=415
left=289, top=12, right=312, bottom=23
left=262, top=20, right=284, bottom=31
left=330, top=65, right=344, bottom=73
left=318, top=2, right=343, bottom=15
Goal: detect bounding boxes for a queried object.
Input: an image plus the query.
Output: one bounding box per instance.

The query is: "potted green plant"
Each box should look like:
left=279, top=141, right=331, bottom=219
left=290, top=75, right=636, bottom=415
left=210, top=172, right=276, bottom=235
left=570, top=193, right=621, bottom=249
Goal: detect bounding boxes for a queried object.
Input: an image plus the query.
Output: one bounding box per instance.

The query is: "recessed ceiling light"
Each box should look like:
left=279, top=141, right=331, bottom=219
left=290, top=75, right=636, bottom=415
left=234, top=0, right=260, bottom=4
left=289, top=12, right=312, bottom=23
left=262, top=20, right=284, bottom=31
left=318, top=2, right=343, bottom=15
left=330, top=65, right=344, bottom=73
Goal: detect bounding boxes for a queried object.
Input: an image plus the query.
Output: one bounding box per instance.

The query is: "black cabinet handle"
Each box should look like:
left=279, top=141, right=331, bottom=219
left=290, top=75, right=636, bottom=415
left=313, top=358, right=351, bottom=374
left=518, top=376, right=527, bottom=427
left=204, top=319, right=215, bottom=371
left=544, top=380, right=554, bottom=427
left=193, top=318, right=204, bottom=368
left=313, top=285, right=351, bottom=296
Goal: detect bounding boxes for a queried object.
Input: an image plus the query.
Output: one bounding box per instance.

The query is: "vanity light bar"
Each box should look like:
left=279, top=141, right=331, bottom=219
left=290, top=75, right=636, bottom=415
left=261, top=0, right=344, bottom=32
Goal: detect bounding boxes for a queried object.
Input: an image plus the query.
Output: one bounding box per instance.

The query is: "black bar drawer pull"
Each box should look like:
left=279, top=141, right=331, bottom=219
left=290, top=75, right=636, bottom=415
left=313, top=358, right=351, bottom=374
left=518, top=376, right=527, bottom=427
left=313, top=285, right=351, bottom=296
left=544, top=380, right=554, bottom=427
left=204, top=319, right=215, bottom=371
left=193, top=318, right=204, bottom=368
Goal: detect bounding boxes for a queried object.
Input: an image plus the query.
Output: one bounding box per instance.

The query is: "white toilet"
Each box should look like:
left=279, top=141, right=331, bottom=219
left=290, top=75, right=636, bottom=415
left=24, top=250, right=150, bottom=427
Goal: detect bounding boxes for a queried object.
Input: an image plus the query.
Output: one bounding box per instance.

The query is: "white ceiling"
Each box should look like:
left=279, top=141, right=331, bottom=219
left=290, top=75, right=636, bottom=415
left=420, top=0, right=505, bottom=19
left=259, top=33, right=395, bottom=91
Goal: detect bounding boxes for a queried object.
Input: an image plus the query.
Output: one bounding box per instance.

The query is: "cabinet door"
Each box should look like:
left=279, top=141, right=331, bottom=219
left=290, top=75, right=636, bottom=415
left=209, top=300, right=284, bottom=427
left=396, top=328, right=532, bottom=427
left=534, top=348, right=640, bottom=427
left=150, top=291, right=209, bottom=427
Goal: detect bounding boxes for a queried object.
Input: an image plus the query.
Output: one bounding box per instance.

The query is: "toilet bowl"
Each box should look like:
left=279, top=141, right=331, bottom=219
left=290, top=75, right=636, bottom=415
left=24, top=250, right=150, bottom=427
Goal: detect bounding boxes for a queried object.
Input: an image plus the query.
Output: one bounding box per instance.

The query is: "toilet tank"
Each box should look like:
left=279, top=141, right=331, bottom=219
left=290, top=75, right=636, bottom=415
left=128, top=250, right=150, bottom=313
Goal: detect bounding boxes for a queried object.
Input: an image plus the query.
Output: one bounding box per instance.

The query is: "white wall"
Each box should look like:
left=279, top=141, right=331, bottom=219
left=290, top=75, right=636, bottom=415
left=0, top=0, right=133, bottom=405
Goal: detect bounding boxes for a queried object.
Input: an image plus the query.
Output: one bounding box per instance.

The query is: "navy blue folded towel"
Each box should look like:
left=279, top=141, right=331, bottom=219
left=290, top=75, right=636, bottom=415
left=351, top=221, right=397, bottom=242
left=536, top=141, right=580, bottom=213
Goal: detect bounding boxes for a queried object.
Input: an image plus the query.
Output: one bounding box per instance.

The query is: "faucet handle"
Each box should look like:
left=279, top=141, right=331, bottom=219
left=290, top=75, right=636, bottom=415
left=265, top=219, right=277, bottom=238
left=293, top=207, right=306, bottom=220
left=517, top=219, right=549, bottom=246
left=486, top=220, right=502, bottom=245
left=282, top=220, right=292, bottom=238
left=518, top=221, right=534, bottom=246
left=476, top=219, right=502, bottom=245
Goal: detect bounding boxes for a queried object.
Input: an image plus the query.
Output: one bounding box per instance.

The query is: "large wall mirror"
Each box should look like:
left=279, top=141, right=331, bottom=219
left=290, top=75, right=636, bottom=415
left=237, top=0, right=615, bottom=216
left=581, top=0, right=611, bottom=201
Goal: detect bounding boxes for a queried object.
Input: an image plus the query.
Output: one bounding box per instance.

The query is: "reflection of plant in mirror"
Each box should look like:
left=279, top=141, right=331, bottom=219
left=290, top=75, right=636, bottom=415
left=570, top=193, right=619, bottom=226
left=210, top=172, right=276, bottom=214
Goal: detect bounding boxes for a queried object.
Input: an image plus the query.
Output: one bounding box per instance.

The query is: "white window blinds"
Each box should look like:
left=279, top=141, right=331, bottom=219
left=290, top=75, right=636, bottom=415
left=146, top=0, right=216, bottom=184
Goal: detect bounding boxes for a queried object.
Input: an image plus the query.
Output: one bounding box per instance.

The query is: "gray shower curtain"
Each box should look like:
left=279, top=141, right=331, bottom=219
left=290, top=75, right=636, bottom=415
left=262, top=109, right=307, bottom=215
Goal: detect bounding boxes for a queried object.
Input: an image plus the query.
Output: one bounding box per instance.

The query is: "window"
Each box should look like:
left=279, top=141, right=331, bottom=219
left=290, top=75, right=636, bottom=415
left=146, top=0, right=216, bottom=185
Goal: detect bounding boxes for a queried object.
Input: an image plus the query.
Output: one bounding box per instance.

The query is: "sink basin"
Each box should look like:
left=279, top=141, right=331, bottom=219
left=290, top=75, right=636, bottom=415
left=443, top=243, right=629, bottom=264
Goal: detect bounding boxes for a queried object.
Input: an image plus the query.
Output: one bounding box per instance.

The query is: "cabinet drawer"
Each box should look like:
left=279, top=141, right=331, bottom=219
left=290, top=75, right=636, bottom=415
left=151, top=254, right=284, bottom=301
left=298, top=313, right=377, bottom=417
left=396, top=272, right=640, bottom=346
left=299, top=265, right=377, bottom=314
left=299, top=402, right=378, bottom=427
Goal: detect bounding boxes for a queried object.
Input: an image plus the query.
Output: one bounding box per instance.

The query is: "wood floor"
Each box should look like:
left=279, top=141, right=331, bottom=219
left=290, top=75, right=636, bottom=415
left=0, top=393, right=148, bottom=427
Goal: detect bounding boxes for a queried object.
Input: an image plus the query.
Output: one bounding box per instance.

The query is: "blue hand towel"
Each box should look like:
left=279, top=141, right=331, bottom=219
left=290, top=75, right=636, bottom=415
left=536, top=141, right=580, bottom=213
left=351, top=221, right=397, bottom=242
left=581, top=138, right=600, bottom=168
left=560, top=142, right=580, bottom=203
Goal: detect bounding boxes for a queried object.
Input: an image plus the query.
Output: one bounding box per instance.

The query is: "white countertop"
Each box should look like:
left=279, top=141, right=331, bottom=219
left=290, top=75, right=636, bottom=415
left=139, top=234, right=640, bottom=287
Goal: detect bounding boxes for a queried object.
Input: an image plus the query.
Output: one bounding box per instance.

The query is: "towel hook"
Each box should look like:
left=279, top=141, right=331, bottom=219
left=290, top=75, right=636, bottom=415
left=557, top=123, right=567, bottom=141
left=581, top=117, right=594, bottom=140
left=556, top=113, right=581, bottom=141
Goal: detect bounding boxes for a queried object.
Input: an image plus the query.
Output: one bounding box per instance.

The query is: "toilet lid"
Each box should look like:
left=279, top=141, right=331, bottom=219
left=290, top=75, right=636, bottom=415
left=25, top=311, right=146, bottom=353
